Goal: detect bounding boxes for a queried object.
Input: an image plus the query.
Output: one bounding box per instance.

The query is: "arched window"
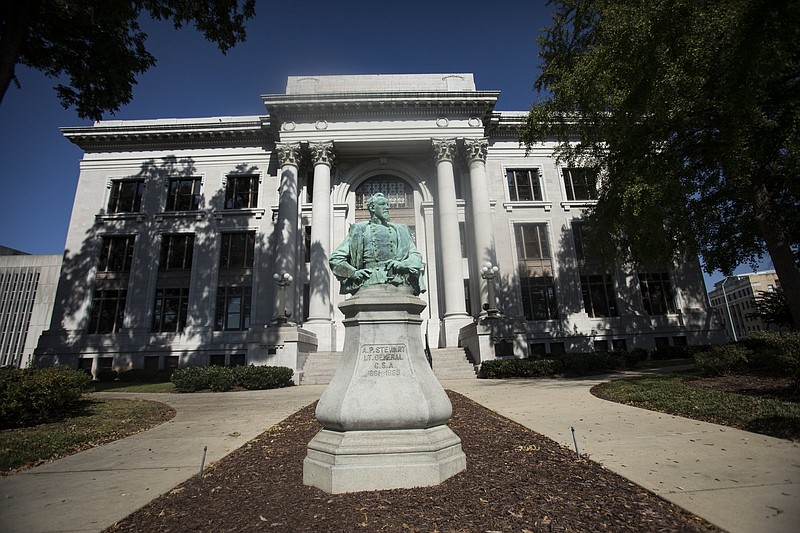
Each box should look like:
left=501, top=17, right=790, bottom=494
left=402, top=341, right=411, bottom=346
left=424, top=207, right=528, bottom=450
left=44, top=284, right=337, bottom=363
left=354, top=175, right=417, bottom=241
left=355, top=176, right=413, bottom=210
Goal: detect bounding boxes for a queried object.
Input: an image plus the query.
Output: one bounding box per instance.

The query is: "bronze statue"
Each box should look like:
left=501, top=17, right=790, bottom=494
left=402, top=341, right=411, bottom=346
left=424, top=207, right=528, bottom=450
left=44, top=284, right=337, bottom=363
left=329, top=192, right=425, bottom=295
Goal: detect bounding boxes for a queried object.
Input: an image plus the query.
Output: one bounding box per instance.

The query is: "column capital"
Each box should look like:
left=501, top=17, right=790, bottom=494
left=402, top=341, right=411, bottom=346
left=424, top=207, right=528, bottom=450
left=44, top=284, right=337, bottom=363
left=431, top=138, right=457, bottom=164
left=276, top=142, right=302, bottom=167
left=310, top=141, right=336, bottom=167
left=463, top=137, right=488, bottom=164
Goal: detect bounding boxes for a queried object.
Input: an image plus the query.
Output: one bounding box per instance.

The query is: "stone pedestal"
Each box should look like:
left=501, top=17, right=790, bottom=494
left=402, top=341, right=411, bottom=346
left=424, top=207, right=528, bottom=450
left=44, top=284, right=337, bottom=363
left=245, top=324, right=318, bottom=385
left=303, top=285, right=466, bottom=493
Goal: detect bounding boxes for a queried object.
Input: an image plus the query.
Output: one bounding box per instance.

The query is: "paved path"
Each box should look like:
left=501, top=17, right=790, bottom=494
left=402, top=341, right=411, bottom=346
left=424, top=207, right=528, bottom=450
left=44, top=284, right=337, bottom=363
left=0, top=386, right=326, bottom=533
left=446, top=376, right=800, bottom=533
left=1, top=376, right=798, bottom=533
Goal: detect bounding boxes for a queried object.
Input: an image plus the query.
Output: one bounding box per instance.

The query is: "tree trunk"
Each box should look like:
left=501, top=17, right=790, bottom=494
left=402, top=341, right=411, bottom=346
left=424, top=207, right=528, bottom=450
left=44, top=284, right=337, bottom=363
left=753, top=180, right=800, bottom=329
left=0, top=1, right=39, bottom=107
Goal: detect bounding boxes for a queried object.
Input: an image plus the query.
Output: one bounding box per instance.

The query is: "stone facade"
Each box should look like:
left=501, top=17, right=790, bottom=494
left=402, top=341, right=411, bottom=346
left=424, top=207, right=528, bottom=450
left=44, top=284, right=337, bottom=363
left=708, top=270, right=782, bottom=341
left=0, top=251, right=62, bottom=367
left=35, top=73, right=724, bottom=377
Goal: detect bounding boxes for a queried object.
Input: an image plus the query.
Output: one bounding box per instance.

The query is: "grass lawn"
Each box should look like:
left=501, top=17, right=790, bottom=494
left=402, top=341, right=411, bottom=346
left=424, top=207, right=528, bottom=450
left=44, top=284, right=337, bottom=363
left=91, top=381, right=176, bottom=393
left=593, top=373, right=800, bottom=441
left=0, top=398, right=175, bottom=475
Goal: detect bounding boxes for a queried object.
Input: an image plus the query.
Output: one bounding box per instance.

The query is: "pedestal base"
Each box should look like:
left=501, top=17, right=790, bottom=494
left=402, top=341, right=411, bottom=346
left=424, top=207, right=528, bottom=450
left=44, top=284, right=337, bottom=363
left=303, top=425, right=466, bottom=494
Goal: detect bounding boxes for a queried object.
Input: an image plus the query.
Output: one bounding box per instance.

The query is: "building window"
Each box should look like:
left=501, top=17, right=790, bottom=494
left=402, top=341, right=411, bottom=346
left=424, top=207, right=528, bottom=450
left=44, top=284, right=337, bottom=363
left=593, top=340, right=609, bottom=352
left=98, top=236, right=135, bottom=273
left=580, top=274, right=618, bottom=317
left=215, top=286, right=252, bottom=330
left=220, top=232, right=255, bottom=269
left=639, top=272, right=677, bottom=315
left=210, top=354, right=226, bottom=366
left=520, top=276, right=558, bottom=320
left=88, top=289, right=127, bottom=334
left=549, top=342, right=565, bottom=355
left=507, top=169, right=543, bottom=201
left=159, top=234, right=194, bottom=270
left=166, top=178, right=202, bottom=211
left=152, top=288, right=189, bottom=332
left=108, top=180, right=144, bottom=213
left=562, top=168, right=597, bottom=201
left=459, top=222, right=467, bottom=258
left=355, top=177, right=413, bottom=210
left=612, top=339, right=628, bottom=352
left=304, top=226, right=312, bottom=263
left=515, top=224, right=550, bottom=260
left=230, top=354, right=246, bottom=366
left=225, top=175, right=259, bottom=209
left=529, top=343, right=547, bottom=357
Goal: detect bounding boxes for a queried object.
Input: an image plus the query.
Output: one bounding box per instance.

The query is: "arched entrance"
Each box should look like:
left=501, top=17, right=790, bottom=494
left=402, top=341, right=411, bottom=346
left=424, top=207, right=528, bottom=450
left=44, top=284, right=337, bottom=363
left=353, top=175, right=416, bottom=241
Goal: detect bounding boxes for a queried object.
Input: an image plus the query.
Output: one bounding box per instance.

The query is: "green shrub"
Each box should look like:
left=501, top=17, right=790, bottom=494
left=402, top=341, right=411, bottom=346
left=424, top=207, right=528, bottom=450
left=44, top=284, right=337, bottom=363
left=170, top=366, right=211, bottom=392
left=479, top=358, right=562, bottom=378
left=559, top=352, right=625, bottom=375
left=171, top=365, right=294, bottom=392
left=751, top=331, right=800, bottom=388
left=695, top=344, right=751, bottom=376
left=235, top=365, right=294, bottom=390
left=207, top=366, right=236, bottom=392
left=650, top=345, right=692, bottom=360
left=0, top=366, right=91, bottom=429
left=95, top=369, right=118, bottom=382
left=625, top=348, right=648, bottom=368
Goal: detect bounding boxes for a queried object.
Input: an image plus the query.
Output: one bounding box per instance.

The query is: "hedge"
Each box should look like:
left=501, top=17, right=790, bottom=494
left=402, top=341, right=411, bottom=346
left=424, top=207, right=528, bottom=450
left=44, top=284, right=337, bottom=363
left=0, top=366, right=91, bottom=428
left=171, top=365, right=294, bottom=393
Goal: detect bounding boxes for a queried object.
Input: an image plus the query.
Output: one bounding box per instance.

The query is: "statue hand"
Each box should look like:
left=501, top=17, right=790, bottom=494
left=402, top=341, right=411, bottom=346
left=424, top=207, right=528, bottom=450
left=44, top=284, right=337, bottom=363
left=386, top=260, right=407, bottom=273
left=353, top=268, right=372, bottom=281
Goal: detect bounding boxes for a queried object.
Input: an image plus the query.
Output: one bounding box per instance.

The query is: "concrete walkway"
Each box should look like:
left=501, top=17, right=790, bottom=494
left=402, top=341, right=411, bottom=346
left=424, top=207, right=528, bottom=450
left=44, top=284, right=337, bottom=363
left=446, top=376, right=800, bottom=533
left=1, top=375, right=798, bottom=533
left=0, top=385, right=326, bottom=533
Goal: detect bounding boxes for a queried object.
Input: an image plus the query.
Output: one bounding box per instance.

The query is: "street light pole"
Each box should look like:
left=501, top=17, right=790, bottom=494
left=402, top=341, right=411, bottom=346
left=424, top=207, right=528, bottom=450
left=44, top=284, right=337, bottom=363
left=480, top=261, right=500, bottom=318
left=273, top=271, right=293, bottom=325
left=721, top=276, right=738, bottom=342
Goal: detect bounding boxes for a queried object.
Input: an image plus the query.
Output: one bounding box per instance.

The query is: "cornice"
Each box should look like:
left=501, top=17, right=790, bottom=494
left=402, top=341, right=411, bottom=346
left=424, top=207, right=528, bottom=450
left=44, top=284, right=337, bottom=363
left=261, top=91, right=500, bottom=122
left=61, top=117, right=273, bottom=151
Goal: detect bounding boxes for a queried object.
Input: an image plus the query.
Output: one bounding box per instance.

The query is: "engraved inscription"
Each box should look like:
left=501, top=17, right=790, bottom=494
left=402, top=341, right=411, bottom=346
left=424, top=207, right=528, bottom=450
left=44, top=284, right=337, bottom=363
left=360, top=344, right=406, bottom=377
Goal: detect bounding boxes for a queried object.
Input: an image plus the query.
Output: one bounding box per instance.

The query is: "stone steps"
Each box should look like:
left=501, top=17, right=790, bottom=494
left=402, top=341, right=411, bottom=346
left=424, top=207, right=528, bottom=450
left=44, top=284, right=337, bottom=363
left=430, top=347, right=478, bottom=380
left=300, top=347, right=477, bottom=385
left=300, top=351, right=342, bottom=385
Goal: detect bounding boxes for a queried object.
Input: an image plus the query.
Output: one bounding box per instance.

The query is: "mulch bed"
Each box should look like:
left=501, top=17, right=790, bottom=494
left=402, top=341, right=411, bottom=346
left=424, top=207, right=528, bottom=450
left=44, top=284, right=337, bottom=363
left=106, top=392, right=718, bottom=532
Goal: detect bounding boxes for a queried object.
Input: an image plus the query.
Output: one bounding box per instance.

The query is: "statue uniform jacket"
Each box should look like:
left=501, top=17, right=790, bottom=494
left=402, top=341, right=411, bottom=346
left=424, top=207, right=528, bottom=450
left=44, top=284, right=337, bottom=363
left=329, top=221, right=426, bottom=295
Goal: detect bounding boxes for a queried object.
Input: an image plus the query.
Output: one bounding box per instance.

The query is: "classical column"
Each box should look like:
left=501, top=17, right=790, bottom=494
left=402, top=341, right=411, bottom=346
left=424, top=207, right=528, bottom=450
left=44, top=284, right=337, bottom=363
left=275, top=142, right=302, bottom=319
left=306, top=141, right=335, bottom=348
left=463, top=137, right=495, bottom=312
left=432, top=139, right=469, bottom=345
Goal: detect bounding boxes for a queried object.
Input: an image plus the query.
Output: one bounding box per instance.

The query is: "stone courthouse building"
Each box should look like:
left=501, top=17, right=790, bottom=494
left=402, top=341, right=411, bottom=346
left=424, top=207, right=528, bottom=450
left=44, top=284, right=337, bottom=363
left=35, top=74, right=723, bottom=379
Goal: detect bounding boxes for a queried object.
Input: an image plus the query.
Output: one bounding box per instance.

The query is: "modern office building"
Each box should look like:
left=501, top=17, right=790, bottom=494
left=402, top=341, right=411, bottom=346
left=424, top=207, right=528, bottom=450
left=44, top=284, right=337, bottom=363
left=0, top=248, right=62, bottom=368
left=708, top=270, right=782, bottom=341
left=34, top=73, right=724, bottom=379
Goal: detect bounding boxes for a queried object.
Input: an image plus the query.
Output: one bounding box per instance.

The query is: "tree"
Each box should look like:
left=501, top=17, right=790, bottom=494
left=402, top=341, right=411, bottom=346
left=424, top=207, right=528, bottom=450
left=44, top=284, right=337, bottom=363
left=750, top=288, right=794, bottom=331
left=0, top=0, right=255, bottom=120
left=521, top=0, right=800, bottom=328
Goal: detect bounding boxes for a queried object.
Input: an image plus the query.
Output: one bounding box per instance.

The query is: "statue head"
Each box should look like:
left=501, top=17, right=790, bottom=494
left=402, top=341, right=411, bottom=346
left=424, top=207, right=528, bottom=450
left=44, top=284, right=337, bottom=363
left=367, top=193, right=391, bottom=223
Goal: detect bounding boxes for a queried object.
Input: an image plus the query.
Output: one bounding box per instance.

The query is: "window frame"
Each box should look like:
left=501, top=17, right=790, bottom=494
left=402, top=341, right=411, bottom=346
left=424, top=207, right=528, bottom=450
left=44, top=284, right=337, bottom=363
left=639, top=272, right=677, bottom=315
left=224, top=175, right=260, bottom=209
left=87, top=289, right=127, bottom=334
left=159, top=234, right=195, bottom=271
left=219, top=232, right=256, bottom=270
left=515, top=223, right=551, bottom=261
left=151, top=287, right=190, bottom=333
left=561, top=167, right=598, bottom=202
left=214, top=285, right=252, bottom=331
left=580, top=274, right=619, bottom=318
left=520, top=275, right=559, bottom=321
left=506, top=168, right=544, bottom=202
left=107, top=179, right=145, bottom=214
left=165, top=177, right=202, bottom=212
left=98, top=235, right=136, bottom=273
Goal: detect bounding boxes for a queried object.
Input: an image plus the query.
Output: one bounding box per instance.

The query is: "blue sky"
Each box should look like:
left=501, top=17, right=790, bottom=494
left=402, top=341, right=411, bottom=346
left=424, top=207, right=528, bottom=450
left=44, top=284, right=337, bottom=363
left=0, top=0, right=768, bottom=289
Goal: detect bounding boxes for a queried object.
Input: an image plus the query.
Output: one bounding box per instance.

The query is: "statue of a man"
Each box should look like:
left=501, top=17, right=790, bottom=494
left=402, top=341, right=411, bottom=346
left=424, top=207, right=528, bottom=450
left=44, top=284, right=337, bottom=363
left=329, top=192, right=426, bottom=295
